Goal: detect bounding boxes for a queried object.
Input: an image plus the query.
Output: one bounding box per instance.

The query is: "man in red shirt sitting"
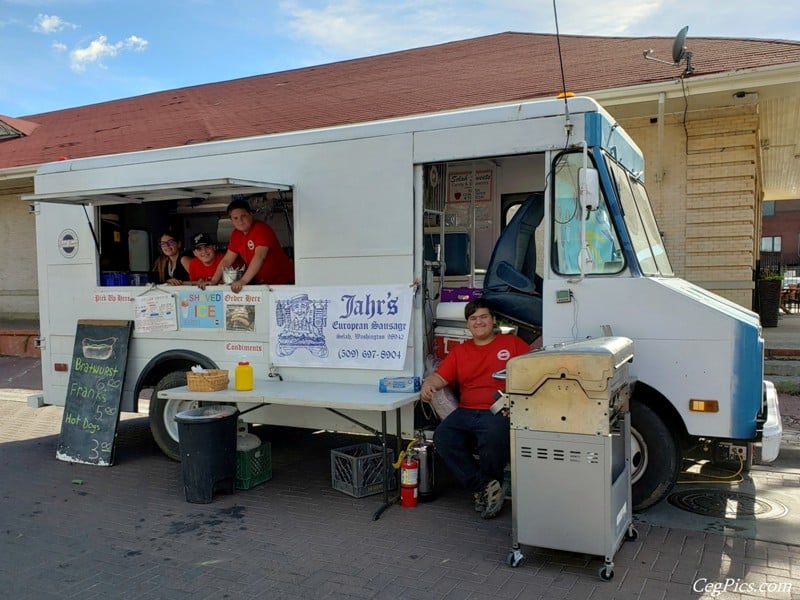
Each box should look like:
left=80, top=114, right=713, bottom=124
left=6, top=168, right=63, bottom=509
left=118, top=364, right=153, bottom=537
left=421, top=298, right=530, bottom=519
left=210, top=199, right=295, bottom=292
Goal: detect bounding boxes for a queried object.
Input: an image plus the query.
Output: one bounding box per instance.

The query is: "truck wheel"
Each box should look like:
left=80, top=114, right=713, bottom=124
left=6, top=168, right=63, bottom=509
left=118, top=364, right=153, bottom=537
left=149, top=371, right=195, bottom=461
left=630, top=403, right=680, bottom=511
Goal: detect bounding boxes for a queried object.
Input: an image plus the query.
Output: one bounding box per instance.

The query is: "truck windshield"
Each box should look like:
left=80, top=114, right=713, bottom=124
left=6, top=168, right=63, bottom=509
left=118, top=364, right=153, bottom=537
left=606, top=157, right=674, bottom=277
left=552, top=152, right=623, bottom=276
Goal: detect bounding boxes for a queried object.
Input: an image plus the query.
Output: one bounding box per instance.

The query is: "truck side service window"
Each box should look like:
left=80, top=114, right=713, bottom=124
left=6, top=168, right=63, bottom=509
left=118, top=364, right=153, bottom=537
left=552, top=152, right=623, bottom=276
left=95, top=193, right=295, bottom=286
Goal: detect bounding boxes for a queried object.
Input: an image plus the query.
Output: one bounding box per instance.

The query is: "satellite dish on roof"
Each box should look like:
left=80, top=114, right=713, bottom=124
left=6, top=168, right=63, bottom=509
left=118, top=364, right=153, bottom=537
left=672, top=26, right=689, bottom=63
left=643, top=25, right=695, bottom=76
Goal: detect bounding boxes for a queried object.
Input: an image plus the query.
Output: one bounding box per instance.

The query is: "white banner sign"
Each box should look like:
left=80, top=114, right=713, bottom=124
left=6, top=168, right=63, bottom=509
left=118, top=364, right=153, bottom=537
left=269, top=285, right=413, bottom=370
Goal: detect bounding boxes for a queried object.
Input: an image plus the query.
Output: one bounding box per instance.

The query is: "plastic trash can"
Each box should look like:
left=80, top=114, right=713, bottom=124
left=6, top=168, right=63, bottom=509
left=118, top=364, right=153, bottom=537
left=175, top=405, right=238, bottom=503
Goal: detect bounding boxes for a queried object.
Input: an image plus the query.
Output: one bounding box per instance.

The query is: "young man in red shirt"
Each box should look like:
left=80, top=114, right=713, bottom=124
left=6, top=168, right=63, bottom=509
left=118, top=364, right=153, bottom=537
left=210, top=199, right=294, bottom=292
left=421, top=298, right=530, bottom=518
left=188, top=233, right=224, bottom=287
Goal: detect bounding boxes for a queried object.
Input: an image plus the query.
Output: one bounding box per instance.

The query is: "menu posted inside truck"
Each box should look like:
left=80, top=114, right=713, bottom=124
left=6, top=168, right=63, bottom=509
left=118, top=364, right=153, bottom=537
left=56, top=319, right=133, bottom=466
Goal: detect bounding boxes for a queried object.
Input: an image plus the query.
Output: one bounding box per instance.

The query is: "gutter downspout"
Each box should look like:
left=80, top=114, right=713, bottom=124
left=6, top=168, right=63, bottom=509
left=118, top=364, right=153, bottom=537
left=655, top=92, right=665, bottom=185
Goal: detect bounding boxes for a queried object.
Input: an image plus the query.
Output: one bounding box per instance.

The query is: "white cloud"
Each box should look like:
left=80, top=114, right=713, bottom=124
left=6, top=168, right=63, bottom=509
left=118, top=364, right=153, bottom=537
left=126, top=35, right=148, bottom=50
left=277, top=0, right=797, bottom=63
left=70, top=35, right=149, bottom=72
left=53, top=41, right=67, bottom=52
left=279, top=0, right=485, bottom=55
left=33, top=14, right=77, bottom=34
left=276, top=0, right=669, bottom=58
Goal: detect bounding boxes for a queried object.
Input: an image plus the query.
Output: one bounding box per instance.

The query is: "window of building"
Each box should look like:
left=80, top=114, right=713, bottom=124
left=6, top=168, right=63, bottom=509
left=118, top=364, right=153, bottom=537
left=761, top=236, right=782, bottom=252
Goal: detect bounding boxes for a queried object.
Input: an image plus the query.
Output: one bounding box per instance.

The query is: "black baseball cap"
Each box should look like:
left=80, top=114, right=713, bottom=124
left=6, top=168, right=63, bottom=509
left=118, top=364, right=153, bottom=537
left=192, top=233, right=214, bottom=249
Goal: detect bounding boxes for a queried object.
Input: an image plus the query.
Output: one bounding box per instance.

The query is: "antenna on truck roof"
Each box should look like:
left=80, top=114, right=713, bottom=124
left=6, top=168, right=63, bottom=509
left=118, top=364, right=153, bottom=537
left=551, top=0, right=573, bottom=141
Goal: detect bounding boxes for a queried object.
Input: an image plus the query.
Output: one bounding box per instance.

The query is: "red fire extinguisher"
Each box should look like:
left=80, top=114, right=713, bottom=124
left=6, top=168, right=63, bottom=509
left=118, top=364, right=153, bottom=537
left=400, top=453, right=419, bottom=508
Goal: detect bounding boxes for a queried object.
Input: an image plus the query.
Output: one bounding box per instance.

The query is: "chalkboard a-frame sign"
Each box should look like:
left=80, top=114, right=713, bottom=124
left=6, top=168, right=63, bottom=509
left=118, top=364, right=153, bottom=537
left=56, top=319, right=133, bottom=466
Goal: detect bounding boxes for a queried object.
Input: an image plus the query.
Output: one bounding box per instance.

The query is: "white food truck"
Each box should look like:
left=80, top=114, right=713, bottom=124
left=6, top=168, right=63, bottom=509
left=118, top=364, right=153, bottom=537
left=25, top=96, right=781, bottom=510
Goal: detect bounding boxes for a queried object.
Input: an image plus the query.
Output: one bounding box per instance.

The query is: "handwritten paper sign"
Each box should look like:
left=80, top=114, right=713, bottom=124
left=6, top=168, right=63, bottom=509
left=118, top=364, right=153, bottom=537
left=134, top=292, right=177, bottom=332
left=269, top=285, right=413, bottom=369
left=56, top=320, right=133, bottom=466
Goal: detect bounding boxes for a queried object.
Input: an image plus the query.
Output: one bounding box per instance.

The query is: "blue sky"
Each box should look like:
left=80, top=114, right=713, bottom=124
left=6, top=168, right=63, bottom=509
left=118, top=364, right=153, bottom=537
left=2, top=0, right=799, bottom=117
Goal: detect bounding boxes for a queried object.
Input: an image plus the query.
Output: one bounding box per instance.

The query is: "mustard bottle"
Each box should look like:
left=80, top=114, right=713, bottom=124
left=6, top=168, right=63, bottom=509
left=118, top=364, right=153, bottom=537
left=235, top=360, right=254, bottom=391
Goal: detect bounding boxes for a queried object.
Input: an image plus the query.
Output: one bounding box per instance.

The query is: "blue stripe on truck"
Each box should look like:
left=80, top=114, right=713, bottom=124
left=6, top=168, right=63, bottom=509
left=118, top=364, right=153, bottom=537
left=732, top=319, right=762, bottom=438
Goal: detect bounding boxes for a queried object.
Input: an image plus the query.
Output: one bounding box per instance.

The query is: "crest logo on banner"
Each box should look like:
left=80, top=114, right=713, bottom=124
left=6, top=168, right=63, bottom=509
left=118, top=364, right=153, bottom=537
left=275, top=294, right=330, bottom=358
left=269, top=285, right=413, bottom=370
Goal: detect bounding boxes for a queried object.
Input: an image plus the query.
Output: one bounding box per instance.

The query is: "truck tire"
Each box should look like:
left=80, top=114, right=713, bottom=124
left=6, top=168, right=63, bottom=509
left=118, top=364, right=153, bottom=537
left=149, top=371, right=193, bottom=461
left=630, top=402, right=680, bottom=511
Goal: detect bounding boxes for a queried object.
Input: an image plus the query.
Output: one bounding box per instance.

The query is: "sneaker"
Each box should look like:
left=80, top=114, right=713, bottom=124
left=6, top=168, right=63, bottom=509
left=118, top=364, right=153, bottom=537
left=479, top=479, right=504, bottom=519
left=473, top=491, right=485, bottom=513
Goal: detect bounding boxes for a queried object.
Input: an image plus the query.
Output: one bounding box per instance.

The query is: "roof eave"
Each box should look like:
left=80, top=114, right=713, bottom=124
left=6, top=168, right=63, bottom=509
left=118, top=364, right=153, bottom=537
left=0, top=164, right=40, bottom=181
left=587, top=62, right=800, bottom=107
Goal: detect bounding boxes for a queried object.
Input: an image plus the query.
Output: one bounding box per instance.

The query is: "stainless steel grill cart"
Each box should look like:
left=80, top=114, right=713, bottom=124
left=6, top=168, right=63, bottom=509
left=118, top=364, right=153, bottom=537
left=503, top=336, right=637, bottom=580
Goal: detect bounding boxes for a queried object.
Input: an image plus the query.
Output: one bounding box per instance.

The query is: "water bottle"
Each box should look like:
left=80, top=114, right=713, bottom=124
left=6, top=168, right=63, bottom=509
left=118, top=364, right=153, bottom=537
left=235, top=360, right=254, bottom=391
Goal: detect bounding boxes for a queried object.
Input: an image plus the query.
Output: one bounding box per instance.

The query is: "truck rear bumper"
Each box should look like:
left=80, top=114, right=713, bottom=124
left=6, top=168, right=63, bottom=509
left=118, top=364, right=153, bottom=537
left=757, top=380, right=782, bottom=463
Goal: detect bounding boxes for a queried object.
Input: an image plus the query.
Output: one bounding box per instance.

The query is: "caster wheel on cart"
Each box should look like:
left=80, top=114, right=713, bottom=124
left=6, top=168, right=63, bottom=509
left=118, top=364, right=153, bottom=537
left=507, top=550, right=524, bottom=568
left=599, top=566, right=614, bottom=581
left=625, top=526, right=639, bottom=541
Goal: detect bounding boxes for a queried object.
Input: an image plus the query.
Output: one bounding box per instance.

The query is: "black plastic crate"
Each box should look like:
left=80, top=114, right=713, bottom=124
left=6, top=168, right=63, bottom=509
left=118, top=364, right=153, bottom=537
left=330, top=443, right=396, bottom=498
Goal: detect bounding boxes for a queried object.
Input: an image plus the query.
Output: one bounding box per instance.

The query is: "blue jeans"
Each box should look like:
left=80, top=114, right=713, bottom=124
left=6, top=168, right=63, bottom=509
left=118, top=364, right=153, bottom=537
left=434, top=408, right=510, bottom=492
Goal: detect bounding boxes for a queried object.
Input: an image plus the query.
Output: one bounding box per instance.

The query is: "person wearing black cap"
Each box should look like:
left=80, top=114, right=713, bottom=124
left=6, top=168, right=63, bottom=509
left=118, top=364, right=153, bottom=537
left=209, top=199, right=294, bottom=293
left=188, top=233, right=225, bottom=289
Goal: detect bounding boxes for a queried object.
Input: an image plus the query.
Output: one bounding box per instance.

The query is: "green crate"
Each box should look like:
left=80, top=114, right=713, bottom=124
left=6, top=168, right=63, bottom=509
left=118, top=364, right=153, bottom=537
left=236, top=442, right=272, bottom=490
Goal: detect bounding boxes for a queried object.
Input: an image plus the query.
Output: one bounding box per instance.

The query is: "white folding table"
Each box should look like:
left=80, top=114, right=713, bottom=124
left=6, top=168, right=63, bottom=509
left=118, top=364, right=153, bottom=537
left=158, top=379, right=419, bottom=519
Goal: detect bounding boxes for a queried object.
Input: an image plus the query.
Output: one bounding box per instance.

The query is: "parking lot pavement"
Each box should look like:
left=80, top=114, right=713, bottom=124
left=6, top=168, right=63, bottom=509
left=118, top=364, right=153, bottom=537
left=1, top=399, right=798, bottom=600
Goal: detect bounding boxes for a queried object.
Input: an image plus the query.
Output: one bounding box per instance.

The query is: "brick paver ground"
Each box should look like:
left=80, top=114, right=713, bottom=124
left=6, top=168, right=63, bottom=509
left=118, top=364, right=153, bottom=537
left=1, top=400, right=798, bottom=600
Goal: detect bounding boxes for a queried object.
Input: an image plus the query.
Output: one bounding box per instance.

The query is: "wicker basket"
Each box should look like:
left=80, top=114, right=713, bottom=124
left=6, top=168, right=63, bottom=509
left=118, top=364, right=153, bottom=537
left=186, top=369, right=229, bottom=392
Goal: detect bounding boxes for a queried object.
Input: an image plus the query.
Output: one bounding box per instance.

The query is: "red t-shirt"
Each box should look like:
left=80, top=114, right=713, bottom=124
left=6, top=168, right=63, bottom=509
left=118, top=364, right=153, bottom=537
left=189, top=253, right=224, bottom=281
left=436, top=334, right=530, bottom=410
left=227, top=220, right=294, bottom=284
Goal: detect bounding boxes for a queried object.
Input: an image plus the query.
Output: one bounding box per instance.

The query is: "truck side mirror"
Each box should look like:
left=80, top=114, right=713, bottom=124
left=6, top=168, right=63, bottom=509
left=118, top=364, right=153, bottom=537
left=579, top=167, right=600, bottom=211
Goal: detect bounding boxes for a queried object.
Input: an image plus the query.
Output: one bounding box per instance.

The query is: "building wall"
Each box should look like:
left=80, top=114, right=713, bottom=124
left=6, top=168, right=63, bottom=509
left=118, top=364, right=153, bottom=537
left=0, top=182, right=39, bottom=319
left=618, top=105, right=760, bottom=309
left=762, top=199, right=800, bottom=267
left=618, top=113, right=688, bottom=277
